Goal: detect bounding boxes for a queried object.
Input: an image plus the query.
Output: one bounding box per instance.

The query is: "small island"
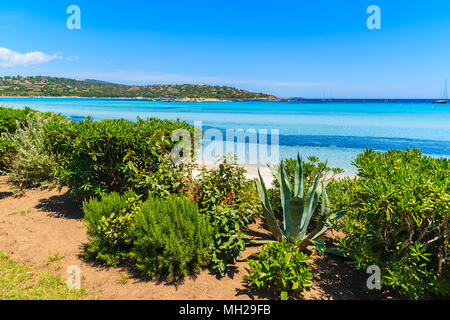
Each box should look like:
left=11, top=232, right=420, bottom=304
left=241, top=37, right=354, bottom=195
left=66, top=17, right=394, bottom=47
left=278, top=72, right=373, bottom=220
left=0, top=76, right=277, bottom=100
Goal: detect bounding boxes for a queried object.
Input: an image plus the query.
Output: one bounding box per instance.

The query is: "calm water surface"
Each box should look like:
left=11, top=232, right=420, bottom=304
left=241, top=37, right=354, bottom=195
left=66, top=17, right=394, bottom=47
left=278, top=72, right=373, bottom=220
left=1, top=97, right=449, bottom=173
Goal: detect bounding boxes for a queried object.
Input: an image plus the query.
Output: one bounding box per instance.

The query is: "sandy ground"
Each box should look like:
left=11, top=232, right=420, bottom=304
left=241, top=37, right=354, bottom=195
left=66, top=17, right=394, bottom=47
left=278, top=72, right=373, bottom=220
left=0, top=175, right=365, bottom=300
left=194, top=161, right=275, bottom=186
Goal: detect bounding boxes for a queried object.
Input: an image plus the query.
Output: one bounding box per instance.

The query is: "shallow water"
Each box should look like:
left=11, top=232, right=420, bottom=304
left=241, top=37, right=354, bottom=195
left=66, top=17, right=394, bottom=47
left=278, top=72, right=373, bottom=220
left=1, top=97, right=449, bottom=173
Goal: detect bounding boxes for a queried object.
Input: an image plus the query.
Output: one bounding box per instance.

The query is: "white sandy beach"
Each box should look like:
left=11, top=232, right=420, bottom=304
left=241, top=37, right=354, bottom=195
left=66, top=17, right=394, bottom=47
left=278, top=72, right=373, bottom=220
left=194, top=160, right=355, bottom=187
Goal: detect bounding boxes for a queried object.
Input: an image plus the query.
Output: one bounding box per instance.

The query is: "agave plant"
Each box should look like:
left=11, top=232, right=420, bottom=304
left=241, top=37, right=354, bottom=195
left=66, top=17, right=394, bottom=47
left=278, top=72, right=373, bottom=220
left=255, top=154, right=345, bottom=249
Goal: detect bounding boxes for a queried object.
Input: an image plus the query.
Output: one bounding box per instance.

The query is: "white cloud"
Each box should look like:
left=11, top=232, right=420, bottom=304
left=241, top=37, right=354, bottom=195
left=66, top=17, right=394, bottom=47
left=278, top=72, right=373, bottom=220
left=0, top=47, right=60, bottom=67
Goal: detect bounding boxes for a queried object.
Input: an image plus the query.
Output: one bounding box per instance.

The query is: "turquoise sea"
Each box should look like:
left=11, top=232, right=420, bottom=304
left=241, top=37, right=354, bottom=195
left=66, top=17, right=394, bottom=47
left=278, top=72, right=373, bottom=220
left=1, top=97, right=449, bottom=174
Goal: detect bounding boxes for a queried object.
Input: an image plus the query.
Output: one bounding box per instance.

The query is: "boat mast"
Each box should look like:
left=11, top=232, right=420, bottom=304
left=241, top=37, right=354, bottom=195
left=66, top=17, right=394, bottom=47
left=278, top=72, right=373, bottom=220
left=444, top=78, right=448, bottom=100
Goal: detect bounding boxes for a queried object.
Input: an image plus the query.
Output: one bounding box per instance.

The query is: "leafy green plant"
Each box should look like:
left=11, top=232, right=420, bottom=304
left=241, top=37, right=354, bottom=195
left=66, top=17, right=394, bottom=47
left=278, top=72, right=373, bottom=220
left=123, top=150, right=195, bottom=198
left=187, top=156, right=260, bottom=277
left=0, top=137, right=14, bottom=174
left=2, top=113, right=63, bottom=189
left=208, top=205, right=248, bottom=277
left=131, top=195, right=213, bottom=280
left=83, top=191, right=138, bottom=266
left=243, top=240, right=313, bottom=300
left=256, top=154, right=346, bottom=249
left=0, top=106, right=34, bottom=130
left=190, top=155, right=254, bottom=213
left=96, top=194, right=142, bottom=247
left=331, top=148, right=449, bottom=299
left=0, top=107, right=37, bottom=172
left=84, top=193, right=213, bottom=280
left=44, top=116, right=194, bottom=199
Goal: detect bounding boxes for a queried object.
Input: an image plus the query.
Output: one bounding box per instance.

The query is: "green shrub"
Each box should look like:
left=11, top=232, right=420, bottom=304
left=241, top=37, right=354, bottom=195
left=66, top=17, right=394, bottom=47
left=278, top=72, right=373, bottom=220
left=187, top=156, right=260, bottom=277
left=330, top=148, right=449, bottom=299
left=208, top=205, right=248, bottom=277
left=44, top=117, right=194, bottom=198
left=191, top=155, right=253, bottom=212
left=0, top=137, right=14, bottom=174
left=243, top=240, right=313, bottom=300
left=131, top=195, right=213, bottom=280
left=84, top=193, right=213, bottom=280
left=0, top=107, right=36, bottom=172
left=189, top=155, right=259, bottom=227
left=83, top=191, right=140, bottom=266
left=2, top=113, right=63, bottom=189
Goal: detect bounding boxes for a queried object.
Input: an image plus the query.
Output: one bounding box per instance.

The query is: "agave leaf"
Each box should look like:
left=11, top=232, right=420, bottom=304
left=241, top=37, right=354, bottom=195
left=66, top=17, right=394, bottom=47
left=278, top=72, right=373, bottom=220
left=319, top=183, right=330, bottom=219
left=256, top=170, right=284, bottom=241
left=269, top=161, right=291, bottom=193
left=309, top=188, right=347, bottom=240
left=289, top=196, right=304, bottom=241
left=281, top=161, right=292, bottom=193
left=299, top=170, right=323, bottom=237
left=256, top=169, right=273, bottom=213
left=293, top=153, right=304, bottom=198
left=279, top=161, right=292, bottom=236
left=269, top=164, right=281, bottom=183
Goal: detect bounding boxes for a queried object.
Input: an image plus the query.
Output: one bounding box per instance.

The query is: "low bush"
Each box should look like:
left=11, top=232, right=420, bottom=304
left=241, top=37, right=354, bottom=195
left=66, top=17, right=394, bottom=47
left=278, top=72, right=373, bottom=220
left=83, top=191, right=140, bottom=266
left=243, top=240, right=313, bottom=300
left=131, top=195, right=213, bottom=280
left=190, top=155, right=255, bottom=213
left=0, top=137, right=14, bottom=173
left=208, top=205, right=248, bottom=277
left=0, top=107, right=36, bottom=172
left=44, top=117, right=194, bottom=198
left=187, top=156, right=260, bottom=276
left=330, top=148, right=449, bottom=299
left=2, top=113, right=63, bottom=189
left=83, top=193, right=213, bottom=280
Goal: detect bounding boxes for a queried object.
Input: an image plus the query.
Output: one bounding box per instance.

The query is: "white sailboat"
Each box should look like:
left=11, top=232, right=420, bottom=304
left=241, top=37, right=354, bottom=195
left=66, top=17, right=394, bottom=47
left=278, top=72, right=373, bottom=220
left=437, top=79, right=447, bottom=104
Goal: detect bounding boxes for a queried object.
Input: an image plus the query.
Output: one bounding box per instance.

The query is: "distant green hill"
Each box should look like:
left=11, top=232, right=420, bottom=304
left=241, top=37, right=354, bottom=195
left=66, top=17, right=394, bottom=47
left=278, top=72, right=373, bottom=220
left=0, top=76, right=276, bottom=99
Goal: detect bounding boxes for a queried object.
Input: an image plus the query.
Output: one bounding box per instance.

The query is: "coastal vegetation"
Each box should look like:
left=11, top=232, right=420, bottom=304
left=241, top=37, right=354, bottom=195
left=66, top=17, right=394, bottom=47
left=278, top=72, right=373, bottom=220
left=255, top=155, right=347, bottom=248
left=243, top=240, right=313, bottom=300
left=0, top=105, right=448, bottom=300
left=2, top=113, right=62, bottom=190
left=83, top=192, right=213, bottom=280
left=0, top=76, right=276, bottom=99
left=329, top=149, right=449, bottom=299
left=0, top=106, right=36, bottom=172
left=43, top=116, right=194, bottom=198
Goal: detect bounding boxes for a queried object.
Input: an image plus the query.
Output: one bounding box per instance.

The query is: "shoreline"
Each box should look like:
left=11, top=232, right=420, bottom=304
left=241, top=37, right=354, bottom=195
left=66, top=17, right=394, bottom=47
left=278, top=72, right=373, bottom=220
left=195, top=160, right=355, bottom=187
left=0, top=96, right=445, bottom=102
left=0, top=95, right=278, bottom=102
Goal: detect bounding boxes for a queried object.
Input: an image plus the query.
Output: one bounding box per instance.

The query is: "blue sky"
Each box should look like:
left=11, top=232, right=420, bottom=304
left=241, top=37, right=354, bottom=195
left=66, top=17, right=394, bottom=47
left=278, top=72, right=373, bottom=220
left=0, top=0, right=449, bottom=98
